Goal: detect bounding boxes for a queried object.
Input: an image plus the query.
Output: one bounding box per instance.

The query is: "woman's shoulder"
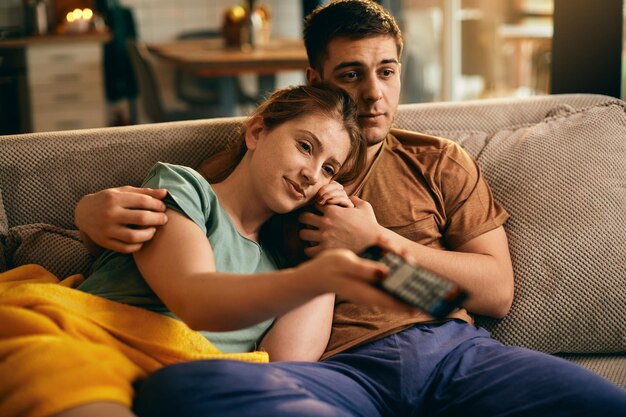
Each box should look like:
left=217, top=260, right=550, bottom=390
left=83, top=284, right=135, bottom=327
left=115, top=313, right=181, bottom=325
left=144, top=162, right=210, bottom=188
left=142, top=162, right=221, bottom=230
left=143, top=162, right=219, bottom=198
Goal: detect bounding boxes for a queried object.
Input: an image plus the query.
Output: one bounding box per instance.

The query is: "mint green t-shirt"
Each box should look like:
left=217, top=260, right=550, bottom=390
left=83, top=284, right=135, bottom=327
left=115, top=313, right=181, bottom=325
left=78, top=162, right=278, bottom=353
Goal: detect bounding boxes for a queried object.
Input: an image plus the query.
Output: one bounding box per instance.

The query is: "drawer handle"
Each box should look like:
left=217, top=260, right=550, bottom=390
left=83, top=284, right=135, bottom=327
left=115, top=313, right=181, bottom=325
left=53, top=93, right=82, bottom=102
left=53, top=73, right=81, bottom=82
left=49, top=54, right=76, bottom=63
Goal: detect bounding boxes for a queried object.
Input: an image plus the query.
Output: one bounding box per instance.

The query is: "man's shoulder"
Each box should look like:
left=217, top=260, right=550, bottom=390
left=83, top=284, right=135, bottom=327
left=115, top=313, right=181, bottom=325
left=387, top=128, right=463, bottom=156
left=385, top=128, right=478, bottom=175
left=388, top=128, right=458, bottom=153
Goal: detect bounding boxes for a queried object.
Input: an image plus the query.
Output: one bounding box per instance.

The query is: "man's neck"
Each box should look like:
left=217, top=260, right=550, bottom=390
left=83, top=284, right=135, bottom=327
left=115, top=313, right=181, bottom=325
left=345, top=140, right=385, bottom=195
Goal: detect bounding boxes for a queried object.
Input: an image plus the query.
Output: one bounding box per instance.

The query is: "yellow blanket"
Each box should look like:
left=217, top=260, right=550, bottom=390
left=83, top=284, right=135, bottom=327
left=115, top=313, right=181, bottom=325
left=0, top=265, right=268, bottom=417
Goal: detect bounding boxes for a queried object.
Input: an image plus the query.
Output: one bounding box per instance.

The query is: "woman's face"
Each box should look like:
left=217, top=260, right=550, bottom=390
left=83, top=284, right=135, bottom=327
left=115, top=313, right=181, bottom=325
left=246, top=112, right=352, bottom=214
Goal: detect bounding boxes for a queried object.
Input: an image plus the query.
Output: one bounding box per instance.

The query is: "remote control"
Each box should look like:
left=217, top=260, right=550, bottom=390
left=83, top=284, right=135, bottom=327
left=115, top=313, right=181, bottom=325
left=359, top=245, right=468, bottom=318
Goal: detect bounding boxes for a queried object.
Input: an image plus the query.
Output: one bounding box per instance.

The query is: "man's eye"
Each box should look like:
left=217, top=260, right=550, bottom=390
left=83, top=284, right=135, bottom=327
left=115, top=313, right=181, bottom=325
left=341, top=71, right=358, bottom=81
left=381, top=69, right=395, bottom=77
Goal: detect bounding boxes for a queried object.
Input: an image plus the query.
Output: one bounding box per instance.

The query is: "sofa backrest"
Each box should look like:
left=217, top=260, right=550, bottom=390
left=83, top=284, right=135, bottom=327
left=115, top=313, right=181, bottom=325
left=0, top=117, right=243, bottom=232
left=0, top=93, right=608, bottom=232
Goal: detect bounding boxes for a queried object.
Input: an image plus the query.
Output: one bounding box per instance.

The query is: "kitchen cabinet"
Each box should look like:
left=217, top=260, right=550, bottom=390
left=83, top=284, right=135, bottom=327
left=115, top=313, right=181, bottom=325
left=0, top=33, right=110, bottom=133
left=26, top=38, right=107, bottom=132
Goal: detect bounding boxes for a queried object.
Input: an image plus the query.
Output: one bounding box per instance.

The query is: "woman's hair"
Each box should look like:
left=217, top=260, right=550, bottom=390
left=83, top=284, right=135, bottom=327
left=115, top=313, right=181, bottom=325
left=199, top=84, right=366, bottom=185
left=304, top=0, right=403, bottom=75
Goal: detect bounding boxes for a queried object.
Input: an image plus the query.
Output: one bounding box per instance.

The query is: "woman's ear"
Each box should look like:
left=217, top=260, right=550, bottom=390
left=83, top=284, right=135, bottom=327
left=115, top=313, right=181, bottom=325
left=245, top=116, right=264, bottom=151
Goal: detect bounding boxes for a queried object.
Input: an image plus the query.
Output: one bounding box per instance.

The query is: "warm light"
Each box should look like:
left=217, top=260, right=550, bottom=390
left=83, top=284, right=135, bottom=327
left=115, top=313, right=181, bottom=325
left=227, top=5, right=247, bottom=23
left=66, top=7, right=95, bottom=24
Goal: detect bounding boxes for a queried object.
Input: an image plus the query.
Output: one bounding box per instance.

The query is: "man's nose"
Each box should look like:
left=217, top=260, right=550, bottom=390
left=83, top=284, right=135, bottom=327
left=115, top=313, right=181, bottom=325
left=361, top=75, right=383, bottom=103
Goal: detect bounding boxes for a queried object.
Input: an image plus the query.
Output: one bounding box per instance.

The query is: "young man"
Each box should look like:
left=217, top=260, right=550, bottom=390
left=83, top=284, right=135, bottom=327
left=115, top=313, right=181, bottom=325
left=75, top=1, right=626, bottom=416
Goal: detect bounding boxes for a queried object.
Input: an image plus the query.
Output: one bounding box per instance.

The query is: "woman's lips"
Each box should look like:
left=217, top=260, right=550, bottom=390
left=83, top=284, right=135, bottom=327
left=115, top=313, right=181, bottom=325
left=284, top=177, right=305, bottom=200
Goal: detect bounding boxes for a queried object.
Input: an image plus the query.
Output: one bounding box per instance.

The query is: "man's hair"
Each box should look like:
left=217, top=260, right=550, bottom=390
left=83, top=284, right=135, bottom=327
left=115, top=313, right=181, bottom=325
left=303, top=0, right=403, bottom=74
left=199, top=84, right=366, bottom=185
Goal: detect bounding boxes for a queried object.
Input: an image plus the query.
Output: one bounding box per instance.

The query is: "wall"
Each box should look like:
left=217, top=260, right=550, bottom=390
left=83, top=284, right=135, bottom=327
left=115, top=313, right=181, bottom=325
left=118, top=0, right=304, bottom=118
left=120, top=0, right=302, bottom=42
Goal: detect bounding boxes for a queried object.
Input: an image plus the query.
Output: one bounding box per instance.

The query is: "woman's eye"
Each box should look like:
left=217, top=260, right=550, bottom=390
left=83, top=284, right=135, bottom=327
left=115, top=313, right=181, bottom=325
left=323, top=165, right=336, bottom=177
left=299, top=141, right=312, bottom=154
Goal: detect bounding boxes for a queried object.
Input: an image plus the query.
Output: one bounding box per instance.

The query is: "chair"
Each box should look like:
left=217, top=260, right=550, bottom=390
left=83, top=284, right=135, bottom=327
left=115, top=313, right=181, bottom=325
left=126, top=40, right=217, bottom=123
left=173, top=30, right=259, bottom=111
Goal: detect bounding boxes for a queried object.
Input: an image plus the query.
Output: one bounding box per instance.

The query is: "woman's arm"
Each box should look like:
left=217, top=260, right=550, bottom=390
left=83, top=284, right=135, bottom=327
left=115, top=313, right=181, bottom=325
left=133, top=208, right=401, bottom=333
left=257, top=181, right=352, bottom=361
left=259, top=293, right=335, bottom=361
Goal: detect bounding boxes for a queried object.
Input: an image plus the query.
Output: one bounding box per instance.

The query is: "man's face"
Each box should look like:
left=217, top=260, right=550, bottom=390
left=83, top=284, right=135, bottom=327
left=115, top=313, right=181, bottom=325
left=307, top=35, right=401, bottom=146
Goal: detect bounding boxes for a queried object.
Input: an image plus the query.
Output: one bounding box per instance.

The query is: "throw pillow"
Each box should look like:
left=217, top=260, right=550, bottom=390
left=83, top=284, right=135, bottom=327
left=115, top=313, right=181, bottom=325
left=472, top=101, right=626, bottom=354
left=3, top=223, right=95, bottom=279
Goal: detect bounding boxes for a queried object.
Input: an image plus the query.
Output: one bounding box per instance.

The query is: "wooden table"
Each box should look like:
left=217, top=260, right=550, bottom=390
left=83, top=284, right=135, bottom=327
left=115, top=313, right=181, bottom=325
left=147, top=38, right=308, bottom=115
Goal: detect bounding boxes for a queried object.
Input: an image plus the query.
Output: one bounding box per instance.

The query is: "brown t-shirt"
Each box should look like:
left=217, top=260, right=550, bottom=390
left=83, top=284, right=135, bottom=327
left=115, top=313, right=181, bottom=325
left=320, top=129, right=509, bottom=360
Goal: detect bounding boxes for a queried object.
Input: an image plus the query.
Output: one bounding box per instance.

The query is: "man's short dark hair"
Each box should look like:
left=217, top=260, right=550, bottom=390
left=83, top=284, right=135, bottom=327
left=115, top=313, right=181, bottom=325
left=303, top=0, right=403, bottom=74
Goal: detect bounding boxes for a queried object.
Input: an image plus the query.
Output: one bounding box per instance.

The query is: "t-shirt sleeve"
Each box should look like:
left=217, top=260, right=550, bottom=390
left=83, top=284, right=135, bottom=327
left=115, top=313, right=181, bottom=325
left=437, top=143, right=509, bottom=248
left=142, top=162, right=213, bottom=235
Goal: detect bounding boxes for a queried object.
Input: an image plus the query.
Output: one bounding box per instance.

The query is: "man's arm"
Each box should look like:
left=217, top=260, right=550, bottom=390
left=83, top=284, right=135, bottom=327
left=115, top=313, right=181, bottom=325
left=74, top=186, right=169, bottom=255
left=298, top=197, right=514, bottom=318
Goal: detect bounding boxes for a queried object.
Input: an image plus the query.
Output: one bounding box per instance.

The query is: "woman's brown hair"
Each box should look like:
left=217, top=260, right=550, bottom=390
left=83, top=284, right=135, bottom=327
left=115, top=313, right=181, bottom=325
left=198, top=84, right=365, bottom=186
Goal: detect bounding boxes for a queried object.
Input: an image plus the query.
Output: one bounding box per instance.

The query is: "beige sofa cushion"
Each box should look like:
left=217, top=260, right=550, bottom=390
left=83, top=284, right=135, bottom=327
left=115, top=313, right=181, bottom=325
left=473, top=102, right=626, bottom=354
left=2, top=224, right=94, bottom=279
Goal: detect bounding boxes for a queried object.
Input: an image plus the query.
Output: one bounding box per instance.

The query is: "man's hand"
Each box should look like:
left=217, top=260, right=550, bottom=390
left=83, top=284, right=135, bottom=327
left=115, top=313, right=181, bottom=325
left=298, top=196, right=384, bottom=257
left=75, top=186, right=168, bottom=254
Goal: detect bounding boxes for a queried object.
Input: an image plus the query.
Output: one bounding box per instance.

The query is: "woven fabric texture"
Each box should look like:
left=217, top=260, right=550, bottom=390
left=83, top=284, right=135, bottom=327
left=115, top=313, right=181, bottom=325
left=394, top=94, right=609, bottom=135
left=3, top=224, right=94, bottom=278
left=470, top=102, right=626, bottom=354
left=557, top=354, right=626, bottom=390
left=0, top=118, right=244, bottom=231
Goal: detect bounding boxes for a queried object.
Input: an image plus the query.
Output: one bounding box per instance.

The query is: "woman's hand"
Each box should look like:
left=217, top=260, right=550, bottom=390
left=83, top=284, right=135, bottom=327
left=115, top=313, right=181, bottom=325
left=296, top=248, right=413, bottom=312
left=316, top=181, right=353, bottom=207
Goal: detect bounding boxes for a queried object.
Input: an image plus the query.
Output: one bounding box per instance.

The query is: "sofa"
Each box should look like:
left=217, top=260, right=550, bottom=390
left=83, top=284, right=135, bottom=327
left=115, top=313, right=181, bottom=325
left=0, top=94, right=624, bottom=390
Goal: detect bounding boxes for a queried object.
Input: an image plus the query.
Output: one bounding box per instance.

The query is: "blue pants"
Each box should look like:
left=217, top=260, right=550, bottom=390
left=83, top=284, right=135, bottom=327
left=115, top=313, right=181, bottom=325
left=133, top=320, right=626, bottom=417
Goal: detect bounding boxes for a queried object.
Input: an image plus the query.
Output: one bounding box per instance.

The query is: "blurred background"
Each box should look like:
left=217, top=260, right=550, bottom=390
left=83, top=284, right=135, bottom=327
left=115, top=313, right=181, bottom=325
left=1, top=0, right=625, bottom=134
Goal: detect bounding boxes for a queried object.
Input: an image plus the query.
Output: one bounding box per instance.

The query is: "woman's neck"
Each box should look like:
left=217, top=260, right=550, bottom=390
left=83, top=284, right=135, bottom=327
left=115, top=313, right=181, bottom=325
left=211, top=157, right=273, bottom=241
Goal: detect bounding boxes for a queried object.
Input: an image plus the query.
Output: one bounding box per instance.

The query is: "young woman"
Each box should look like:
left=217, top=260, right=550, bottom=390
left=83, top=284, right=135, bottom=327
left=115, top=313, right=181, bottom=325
left=0, top=85, right=406, bottom=417
left=77, top=84, right=390, bottom=361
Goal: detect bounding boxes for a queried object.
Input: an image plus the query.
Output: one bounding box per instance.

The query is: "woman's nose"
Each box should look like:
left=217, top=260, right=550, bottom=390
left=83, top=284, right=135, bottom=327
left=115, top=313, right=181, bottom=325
left=300, top=164, right=320, bottom=185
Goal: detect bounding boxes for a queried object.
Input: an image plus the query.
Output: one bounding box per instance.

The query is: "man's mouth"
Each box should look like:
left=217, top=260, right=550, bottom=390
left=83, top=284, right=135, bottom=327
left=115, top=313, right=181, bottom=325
left=284, top=177, right=305, bottom=200
left=359, top=113, right=386, bottom=120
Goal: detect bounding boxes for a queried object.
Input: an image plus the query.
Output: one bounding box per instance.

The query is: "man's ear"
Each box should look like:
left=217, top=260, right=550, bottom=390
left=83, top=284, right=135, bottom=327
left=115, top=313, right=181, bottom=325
left=245, top=116, right=264, bottom=150
left=306, top=67, right=322, bottom=86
